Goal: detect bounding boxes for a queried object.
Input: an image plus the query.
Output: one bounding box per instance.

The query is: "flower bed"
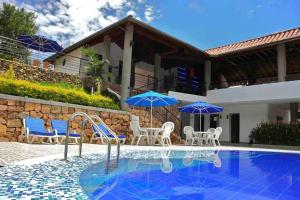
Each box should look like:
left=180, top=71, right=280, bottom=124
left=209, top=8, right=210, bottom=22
left=0, top=77, right=119, bottom=110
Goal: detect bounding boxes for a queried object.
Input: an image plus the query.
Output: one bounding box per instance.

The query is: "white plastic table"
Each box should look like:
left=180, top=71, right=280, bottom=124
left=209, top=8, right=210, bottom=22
left=143, top=127, right=162, bottom=145
left=194, top=131, right=211, bottom=145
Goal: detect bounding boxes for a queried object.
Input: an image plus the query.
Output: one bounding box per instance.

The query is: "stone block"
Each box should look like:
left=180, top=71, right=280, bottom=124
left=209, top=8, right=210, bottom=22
left=0, top=124, right=7, bottom=136
left=61, top=107, right=69, bottom=114
left=123, top=115, right=130, bottom=121
left=8, top=106, right=19, bottom=112
left=41, top=105, right=51, bottom=113
left=34, top=104, right=41, bottom=112
left=0, top=110, right=7, bottom=116
left=7, top=112, right=19, bottom=119
left=29, top=111, right=37, bottom=118
left=7, top=119, right=22, bottom=128
left=100, top=112, right=109, bottom=119
left=19, top=112, right=28, bottom=119
left=68, top=107, right=75, bottom=114
left=0, top=118, right=6, bottom=124
left=51, top=106, right=61, bottom=113
left=0, top=99, right=8, bottom=105
left=0, top=105, right=8, bottom=111
left=25, top=102, right=35, bottom=111
left=36, top=112, right=43, bottom=118
left=105, top=119, right=112, bottom=125
left=7, top=100, right=16, bottom=105
left=7, top=128, right=15, bottom=132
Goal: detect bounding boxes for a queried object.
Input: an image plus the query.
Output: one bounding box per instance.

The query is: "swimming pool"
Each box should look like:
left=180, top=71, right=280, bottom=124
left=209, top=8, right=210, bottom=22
left=1, top=149, right=300, bottom=199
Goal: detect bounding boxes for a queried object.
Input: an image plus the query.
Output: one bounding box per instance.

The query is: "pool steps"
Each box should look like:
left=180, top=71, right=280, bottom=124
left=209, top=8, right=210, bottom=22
left=63, top=112, right=120, bottom=173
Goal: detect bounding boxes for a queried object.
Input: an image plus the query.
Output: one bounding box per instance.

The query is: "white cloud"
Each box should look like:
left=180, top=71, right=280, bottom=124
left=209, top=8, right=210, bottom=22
left=126, top=10, right=137, bottom=17
left=144, top=5, right=154, bottom=22
left=6, top=0, right=160, bottom=47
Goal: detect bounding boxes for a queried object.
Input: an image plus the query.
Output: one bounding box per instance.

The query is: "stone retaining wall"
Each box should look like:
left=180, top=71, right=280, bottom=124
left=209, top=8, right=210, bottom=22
left=0, top=94, right=167, bottom=144
left=0, top=58, right=81, bottom=85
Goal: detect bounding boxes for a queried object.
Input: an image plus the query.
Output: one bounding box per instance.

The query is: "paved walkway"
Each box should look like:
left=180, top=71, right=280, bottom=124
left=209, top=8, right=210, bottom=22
left=0, top=142, right=110, bottom=166
left=1, top=142, right=300, bottom=166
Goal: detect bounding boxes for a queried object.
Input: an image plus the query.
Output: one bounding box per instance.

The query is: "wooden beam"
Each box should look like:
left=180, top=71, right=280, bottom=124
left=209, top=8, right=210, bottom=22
left=135, top=28, right=178, bottom=50
left=224, top=58, right=238, bottom=66
left=162, top=55, right=203, bottom=62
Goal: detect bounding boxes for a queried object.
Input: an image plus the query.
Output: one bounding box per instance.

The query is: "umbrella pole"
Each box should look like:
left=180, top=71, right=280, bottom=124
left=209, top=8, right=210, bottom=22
left=151, top=105, right=153, bottom=128
left=199, top=110, right=202, bottom=132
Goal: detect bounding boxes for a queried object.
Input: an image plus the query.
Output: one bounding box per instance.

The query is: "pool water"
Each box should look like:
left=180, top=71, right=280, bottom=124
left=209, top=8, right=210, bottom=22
left=80, top=150, right=300, bottom=200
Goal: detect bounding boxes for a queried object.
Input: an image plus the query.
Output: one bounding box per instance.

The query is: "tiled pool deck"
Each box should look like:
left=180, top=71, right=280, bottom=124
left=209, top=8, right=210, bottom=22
left=1, top=142, right=300, bottom=166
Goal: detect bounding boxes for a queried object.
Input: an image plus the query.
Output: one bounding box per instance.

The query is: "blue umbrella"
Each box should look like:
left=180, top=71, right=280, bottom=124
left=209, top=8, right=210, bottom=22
left=178, top=101, right=223, bottom=131
left=17, top=35, right=63, bottom=52
left=126, top=91, right=179, bottom=127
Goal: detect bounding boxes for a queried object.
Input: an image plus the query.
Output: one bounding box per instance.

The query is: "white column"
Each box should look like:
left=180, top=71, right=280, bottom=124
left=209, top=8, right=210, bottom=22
left=205, top=60, right=211, bottom=91
left=103, top=35, right=111, bottom=82
left=154, top=54, right=162, bottom=91
left=277, top=43, right=286, bottom=82
left=121, top=24, right=134, bottom=109
left=189, top=114, right=194, bottom=129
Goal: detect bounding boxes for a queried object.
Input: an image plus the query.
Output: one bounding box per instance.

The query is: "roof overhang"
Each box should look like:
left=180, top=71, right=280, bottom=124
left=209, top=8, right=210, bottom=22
left=46, top=16, right=209, bottom=62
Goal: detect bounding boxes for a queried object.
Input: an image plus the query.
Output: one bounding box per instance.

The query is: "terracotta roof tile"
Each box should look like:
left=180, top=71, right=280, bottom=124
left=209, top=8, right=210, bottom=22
left=206, top=27, right=300, bottom=56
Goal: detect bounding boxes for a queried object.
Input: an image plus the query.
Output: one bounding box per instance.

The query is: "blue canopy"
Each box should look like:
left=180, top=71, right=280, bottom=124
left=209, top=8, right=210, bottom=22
left=126, top=91, right=179, bottom=107
left=126, top=91, right=179, bottom=127
left=178, top=101, right=223, bottom=114
left=178, top=101, right=223, bottom=132
left=18, top=35, right=63, bottom=52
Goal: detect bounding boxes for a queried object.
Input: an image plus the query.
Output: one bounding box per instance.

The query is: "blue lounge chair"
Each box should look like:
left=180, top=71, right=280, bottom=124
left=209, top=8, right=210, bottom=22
left=51, top=119, right=81, bottom=144
left=23, top=116, right=56, bottom=144
left=90, top=123, right=126, bottom=144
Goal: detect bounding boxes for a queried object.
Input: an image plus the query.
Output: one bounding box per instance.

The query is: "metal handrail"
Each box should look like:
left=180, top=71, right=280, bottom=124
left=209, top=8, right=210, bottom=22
left=64, top=112, right=119, bottom=171
left=90, top=115, right=121, bottom=162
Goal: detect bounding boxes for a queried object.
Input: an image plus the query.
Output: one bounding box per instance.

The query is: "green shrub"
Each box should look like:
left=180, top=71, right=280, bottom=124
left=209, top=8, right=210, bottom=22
left=0, top=77, right=119, bottom=110
left=0, top=64, right=15, bottom=79
left=39, top=81, right=82, bottom=90
left=250, top=122, right=300, bottom=146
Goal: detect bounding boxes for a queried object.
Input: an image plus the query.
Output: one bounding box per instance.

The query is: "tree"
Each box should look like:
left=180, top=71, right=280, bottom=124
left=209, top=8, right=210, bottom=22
left=0, top=3, right=36, bottom=39
left=0, top=3, right=37, bottom=61
left=81, top=47, right=111, bottom=94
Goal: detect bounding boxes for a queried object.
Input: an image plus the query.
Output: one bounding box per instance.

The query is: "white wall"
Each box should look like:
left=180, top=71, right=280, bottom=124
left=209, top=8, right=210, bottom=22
left=134, top=62, right=155, bottom=88
left=91, top=42, right=123, bottom=67
left=268, top=104, right=290, bottom=123
left=91, top=42, right=123, bottom=83
left=54, top=42, right=123, bottom=80
left=168, top=91, right=207, bottom=103
left=54, top=47, right=82, bottom=75
left=207, top=80, right=300, bottom=105
left=205, top=104, right=269, bottom=143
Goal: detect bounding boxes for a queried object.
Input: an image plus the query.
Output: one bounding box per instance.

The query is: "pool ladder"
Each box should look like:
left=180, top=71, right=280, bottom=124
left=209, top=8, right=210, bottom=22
left=63, top=112, right=121, bottom=171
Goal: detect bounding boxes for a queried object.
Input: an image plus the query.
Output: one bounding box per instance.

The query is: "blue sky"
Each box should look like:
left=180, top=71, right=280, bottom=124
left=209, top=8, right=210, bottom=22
left=2, top=0, right=300, bottom=49
left=149, top=0, right=300, bottom=49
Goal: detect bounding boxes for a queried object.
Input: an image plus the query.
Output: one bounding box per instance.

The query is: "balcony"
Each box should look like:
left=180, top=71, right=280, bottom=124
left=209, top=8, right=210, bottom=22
left=207, top=79, right=300, bottom=104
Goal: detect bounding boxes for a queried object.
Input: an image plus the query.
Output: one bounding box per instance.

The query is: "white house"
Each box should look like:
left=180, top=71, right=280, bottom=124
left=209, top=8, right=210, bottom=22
left=47, top=16, right=300, bottom=144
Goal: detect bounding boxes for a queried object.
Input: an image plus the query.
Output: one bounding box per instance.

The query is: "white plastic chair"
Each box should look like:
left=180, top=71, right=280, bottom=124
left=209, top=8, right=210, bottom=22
left=183, top=126, right=198, bottom=145
left=155, top=122, right=174, bottom=146
left=130, top=115, right=149, bottom=145
left=212, top=127, right=222, bottom=146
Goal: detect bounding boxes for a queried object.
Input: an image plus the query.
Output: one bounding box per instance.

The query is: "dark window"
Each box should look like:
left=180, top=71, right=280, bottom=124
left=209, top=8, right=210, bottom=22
left=62, top=59, right=66, bottom=66
left=96, top=54, right=102, bottom=60
left=109, top=66, right=112, bottom=73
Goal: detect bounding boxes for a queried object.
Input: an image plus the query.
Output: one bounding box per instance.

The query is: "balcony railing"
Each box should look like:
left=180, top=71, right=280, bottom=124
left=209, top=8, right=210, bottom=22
left=210, top=72, right=300, bottom=90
